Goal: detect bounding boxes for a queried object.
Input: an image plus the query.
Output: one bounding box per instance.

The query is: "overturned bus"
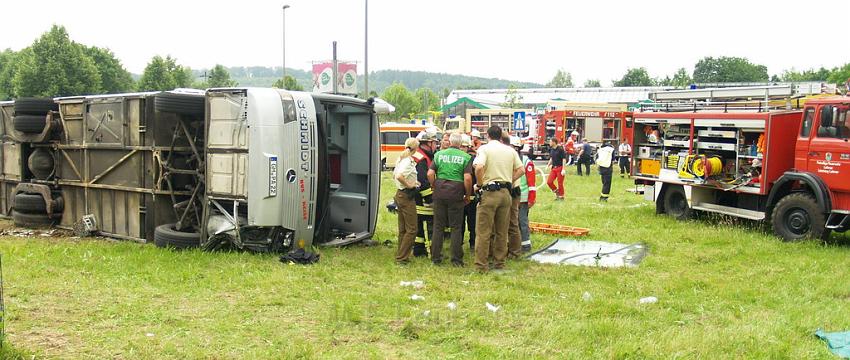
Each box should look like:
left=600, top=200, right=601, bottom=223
left=0, top=88, right=383, bottom=252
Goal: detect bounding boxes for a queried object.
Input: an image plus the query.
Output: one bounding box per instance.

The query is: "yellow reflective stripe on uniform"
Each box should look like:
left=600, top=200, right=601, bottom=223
left=419, top=188, right=433, bottom=197
left=416, top=206, right=434, bottom=215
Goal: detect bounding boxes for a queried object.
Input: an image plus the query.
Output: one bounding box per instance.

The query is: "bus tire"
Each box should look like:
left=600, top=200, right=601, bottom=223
left=154, top=223, right=200, bottom=249
left=14, top=98, right=57, bottom=115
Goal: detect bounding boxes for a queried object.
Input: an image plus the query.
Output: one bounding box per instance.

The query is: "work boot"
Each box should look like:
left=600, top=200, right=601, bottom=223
left=599, top=196, right=608, bottom=202
left=521, top=244, right=532, bottom=253
left=412, top=243, right=428, bottom=257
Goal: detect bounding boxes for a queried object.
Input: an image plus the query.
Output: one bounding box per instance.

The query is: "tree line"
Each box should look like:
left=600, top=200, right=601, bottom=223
left=547, top=57, right=850, bottom=88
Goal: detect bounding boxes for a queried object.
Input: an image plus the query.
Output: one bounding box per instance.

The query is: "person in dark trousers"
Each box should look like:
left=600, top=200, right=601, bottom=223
left=618, top=138, right=632, bottom=177
left=393, top=137, right=421, bottom=264
left=460, top=135, right=478, bottom=251
left=545, top=138, right=566, bottom=200
left=576, top=138, right=592, bottom=176
left=472, top=126, right=524, bottom=273
left=427, top=133, right=473, bottom=266
left=596, top=141, right=615, bottom=202
left=411, top=128, right=438, bottom=257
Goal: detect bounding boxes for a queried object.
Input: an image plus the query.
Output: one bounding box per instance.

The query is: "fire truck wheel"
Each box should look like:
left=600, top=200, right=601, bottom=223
left=771, top=192, right=830, bottom=242
left=13, top=98, right=57, bottom=116
left=14, top=193, right=47, bottom=213
left=154, top=92, right=205, bottom=117
left=12, top=210, right=54, bottom=228
left=154, top=223, right=200, bottom=249
left=13, top=114, right=47, bottom=134
left=662, top=185, right=691, bottom=220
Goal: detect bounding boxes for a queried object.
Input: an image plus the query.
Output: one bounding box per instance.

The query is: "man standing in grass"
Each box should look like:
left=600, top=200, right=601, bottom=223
left=546, top=138, right=566, bottom=201
left=427, top=133, right=473, bottom=266
left=596, top=141, right=615, bottom=202
left=473, top=126, right=524, bottom=273
left=508, top=136, right=537, bottom=256
left=461, top=134, right=479, bottom=251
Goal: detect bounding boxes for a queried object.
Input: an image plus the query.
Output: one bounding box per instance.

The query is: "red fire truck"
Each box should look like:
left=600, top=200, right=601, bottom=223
left=631, top=87, right=849, bottom=241
left=531, top=105, right=634, bottom=160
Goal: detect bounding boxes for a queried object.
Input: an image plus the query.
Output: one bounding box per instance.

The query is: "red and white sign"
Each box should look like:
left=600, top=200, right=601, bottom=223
left=312, top=61, right=357, bottom=94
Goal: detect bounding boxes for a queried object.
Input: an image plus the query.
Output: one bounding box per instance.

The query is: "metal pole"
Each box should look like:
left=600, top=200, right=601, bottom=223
left=282, top=5, right=290, bottom=82
left=364, top=0, right=369, bottom=98
left=332, top=41, right=339, bottom=94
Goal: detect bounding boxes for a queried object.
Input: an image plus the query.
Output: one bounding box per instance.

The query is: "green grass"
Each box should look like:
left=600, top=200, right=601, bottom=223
left=0, top=169, right=848, bottom=358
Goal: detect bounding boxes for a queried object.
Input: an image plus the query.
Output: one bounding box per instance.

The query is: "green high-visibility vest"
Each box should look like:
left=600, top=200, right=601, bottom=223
left=433, top=147, right=471, bottom=182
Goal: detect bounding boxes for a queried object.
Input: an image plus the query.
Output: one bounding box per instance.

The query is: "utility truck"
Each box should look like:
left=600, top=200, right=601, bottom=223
left=631, top=85, right=849, bottom=241
left=0, top=88, right=385, bottom=252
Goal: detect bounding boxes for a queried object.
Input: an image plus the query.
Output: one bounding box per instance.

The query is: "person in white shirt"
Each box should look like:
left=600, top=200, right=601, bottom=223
left=393, top=137, right=421, bottom=264
left=596, top=141, right=616, bottom=202
left=618, top=138, right=632, bottom=178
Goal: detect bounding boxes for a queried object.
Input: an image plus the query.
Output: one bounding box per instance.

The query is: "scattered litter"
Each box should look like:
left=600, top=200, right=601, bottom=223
left=461, top=280, right=470, bottom=285
left=410, top=294, right=425, bottom=301
left=400, top=280, right=424, bottom=289
left=446, top=302, right=457, bottom=311
left=485, top=302, right=500, bottom=313
left=582, top=292, right=593, bottom=302
left=0, top=228, right=65, bottom=238
left=815, top=329, right=850, bottom=358
left=639, top=296, right=658, bottom=304
left=422, top=310, right=431, bottom=317
left=529, top=222, right=589, bottom=236
left=145, top=333, right=155, bottom=337
left=528, top=239, right=647, bottom=268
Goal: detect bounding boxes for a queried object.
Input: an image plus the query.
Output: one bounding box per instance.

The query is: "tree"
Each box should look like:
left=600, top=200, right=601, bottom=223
left=780, top=67, right=833, bottom=82
left=0, top=49, right=18, bottom=100
left=137, top=55, right=194, bottom=91
left=613, top=67, right=655, bottom=87
left=414, top=87, right=441, bottom=112
left=84, top=46, right=134, bottom=93
left=207, top=64, right=237, bottom=88
left=583, top=79, right=601, bottom=88
left=670, top=68, right=693, bottom=88
left=272, top=75, right=303, bottom=91
left=380, top=82, right=420, bottom=121
left=692, top=56, right=769, bottom=83
left=828, top=63, right=850, bottom=85
left=502, top=84, right=524, bottom=109
left=546, top=69, right=573, bottom=88
left=13, top=25, right=101, bottom=97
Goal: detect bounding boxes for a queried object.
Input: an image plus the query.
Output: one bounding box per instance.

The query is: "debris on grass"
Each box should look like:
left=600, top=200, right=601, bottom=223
left=639, top=296, right=658, bottom=304
left=528, top=239, right=647, bottom=268
left=446, top=302, right=457, bottom=310
left=582, top=291, right=592, bottom=302
left=485, top=302, right=500, bottom=313
left=400, top=280, right=424, bottom=289
left=410, top=294, right=425, bottom=301
left=422, top=310, right=430, bottom=317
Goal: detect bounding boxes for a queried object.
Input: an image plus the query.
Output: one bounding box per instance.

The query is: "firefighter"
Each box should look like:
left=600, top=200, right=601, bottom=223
left=470, top=129, right=483, bottom=150
left=427, top=133, right=473, bottom=266
left=508, top=136, right=537, bottom=257
left=412, top=127, right=439, bottom=257
left=393, top=137, right=421, bottom=264
left=460, top=134, right=478, bottom=250
left=576, top=138, right=592, bottom=176
left=596, top=141, right=615, bottom=202
left=618, top=137, right=632, bottom=178
left=565, top=130, right=578, bottom=163
left=472, top=125, right=524, bottom=273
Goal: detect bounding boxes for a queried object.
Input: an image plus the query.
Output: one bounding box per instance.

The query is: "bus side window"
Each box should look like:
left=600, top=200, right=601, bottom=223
left=800, top=107, right=815, bottom=137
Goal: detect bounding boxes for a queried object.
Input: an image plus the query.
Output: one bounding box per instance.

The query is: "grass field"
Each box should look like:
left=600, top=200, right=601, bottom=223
left=1, top=168, right=849, bottom=359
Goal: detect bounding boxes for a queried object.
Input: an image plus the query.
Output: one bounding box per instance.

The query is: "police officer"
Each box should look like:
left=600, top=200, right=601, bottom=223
left=427, top=133, right=472, bottom=266
left=473, top=126, right=523, bottom=272
left=460, top=134, right=478, bottom=251
left=411, top=127, right=438, bottom=257
left=596, top=141, right=615, bottom=202
left=393, top=137, right=421, bottom=264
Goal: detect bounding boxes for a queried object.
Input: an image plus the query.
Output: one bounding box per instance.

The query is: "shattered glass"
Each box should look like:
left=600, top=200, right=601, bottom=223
left=527, top=239, right=647, bottom=267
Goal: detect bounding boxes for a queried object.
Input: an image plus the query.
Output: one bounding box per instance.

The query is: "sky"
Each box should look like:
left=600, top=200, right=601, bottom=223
left=2, top=0, right=849, bottom=86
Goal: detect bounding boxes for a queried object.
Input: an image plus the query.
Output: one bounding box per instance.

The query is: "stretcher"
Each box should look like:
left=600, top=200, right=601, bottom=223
left=529, top=222, right=589, bottom=236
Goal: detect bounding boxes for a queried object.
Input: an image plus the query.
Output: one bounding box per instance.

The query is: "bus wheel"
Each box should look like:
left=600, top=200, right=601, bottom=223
left=772, top=193, right=829, bottom=242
